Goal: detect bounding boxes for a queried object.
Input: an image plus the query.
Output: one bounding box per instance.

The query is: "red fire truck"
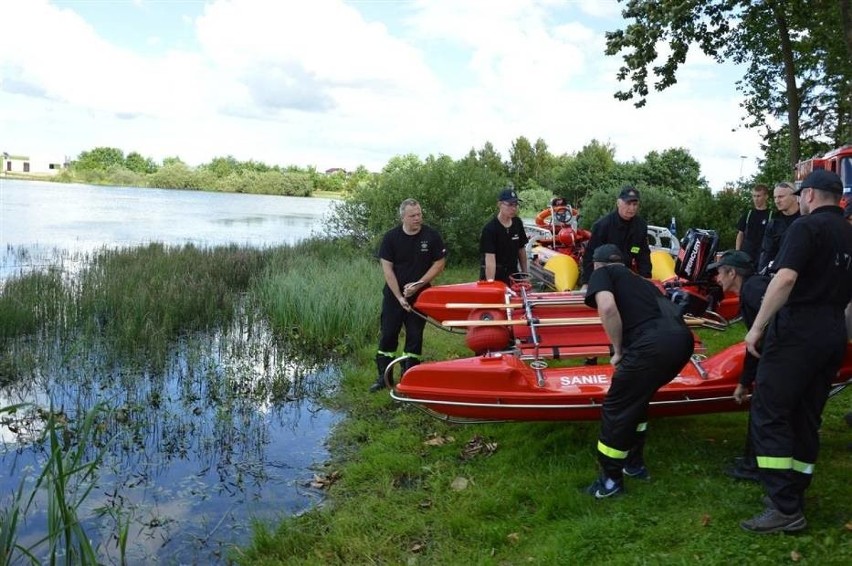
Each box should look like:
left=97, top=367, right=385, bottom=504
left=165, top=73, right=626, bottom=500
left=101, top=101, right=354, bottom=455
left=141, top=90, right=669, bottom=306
left=794, top=145, right=852, bottom=199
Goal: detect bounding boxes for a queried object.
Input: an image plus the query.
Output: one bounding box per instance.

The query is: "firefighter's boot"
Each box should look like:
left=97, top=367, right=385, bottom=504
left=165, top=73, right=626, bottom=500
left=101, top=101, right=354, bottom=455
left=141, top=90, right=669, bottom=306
left=369, top=354, right=395, bottom=393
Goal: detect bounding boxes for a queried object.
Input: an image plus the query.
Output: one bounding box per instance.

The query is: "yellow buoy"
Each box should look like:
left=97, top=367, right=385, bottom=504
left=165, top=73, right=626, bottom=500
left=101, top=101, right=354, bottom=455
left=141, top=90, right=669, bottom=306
left=651, top=250, right=677, bottom=282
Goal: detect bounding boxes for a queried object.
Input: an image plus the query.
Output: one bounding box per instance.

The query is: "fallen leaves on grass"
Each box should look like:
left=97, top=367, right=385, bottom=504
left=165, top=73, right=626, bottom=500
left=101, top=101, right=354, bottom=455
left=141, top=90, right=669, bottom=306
left=460, top=435, right=498, bottom=460
left=450, top=476, right=470, bottom=491
left=700, top=514, right=711, bottom=527
left=790, top=550, right=802, bottom=562
left=423, top=433, right=455, bottom=446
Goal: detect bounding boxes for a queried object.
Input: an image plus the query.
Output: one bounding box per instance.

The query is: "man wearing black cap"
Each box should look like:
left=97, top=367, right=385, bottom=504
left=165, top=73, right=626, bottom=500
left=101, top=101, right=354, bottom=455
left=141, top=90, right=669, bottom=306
left=583, top=244, right=694, bottom=499
left=480, top=187, right=529, bottom=285
left=741, top=169, right=852, bottom=533
left=581, top=186, right=651, bottom=288
left=706, top=250, right=770, bottom=481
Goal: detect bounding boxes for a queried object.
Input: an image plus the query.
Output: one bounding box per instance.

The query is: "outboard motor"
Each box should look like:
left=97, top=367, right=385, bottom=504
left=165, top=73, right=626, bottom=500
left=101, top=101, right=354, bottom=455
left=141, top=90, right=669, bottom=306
left=665, top=228, right=723, bottom=318
left=675, top=228, right=719, bottom=283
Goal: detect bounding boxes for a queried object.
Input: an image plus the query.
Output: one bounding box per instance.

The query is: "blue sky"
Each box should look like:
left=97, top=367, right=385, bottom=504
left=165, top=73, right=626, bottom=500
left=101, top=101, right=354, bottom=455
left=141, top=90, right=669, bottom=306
left=0, top=0, right=763, bottom=188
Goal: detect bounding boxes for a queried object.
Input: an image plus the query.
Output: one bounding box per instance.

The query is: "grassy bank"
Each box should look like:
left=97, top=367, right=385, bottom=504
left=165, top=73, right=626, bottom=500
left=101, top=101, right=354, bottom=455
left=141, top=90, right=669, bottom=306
left=2, top=242, right=849, bottom=564
left=238, top=265, right=852, bottom=565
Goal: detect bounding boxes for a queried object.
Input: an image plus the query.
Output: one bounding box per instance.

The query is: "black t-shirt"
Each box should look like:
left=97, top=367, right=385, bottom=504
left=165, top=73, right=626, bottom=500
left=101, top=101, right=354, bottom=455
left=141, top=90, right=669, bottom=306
left=582, top=210, right=651, bottom=284
left=757, top=212, right=799, bottom=273
left=736, top=208, right=772, bottom=264
left=479, top=215, right=529, bottom=282
left=584, top=263, right=662, bottom=342
left=772, top=206, right=852, bottom=309
left=379, top=224, right=447, bottom=297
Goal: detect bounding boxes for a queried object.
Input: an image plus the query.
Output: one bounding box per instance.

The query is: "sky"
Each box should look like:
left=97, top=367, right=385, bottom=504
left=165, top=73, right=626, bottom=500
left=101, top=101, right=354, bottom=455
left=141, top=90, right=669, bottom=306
left=0, top=0, right=764, bottom=189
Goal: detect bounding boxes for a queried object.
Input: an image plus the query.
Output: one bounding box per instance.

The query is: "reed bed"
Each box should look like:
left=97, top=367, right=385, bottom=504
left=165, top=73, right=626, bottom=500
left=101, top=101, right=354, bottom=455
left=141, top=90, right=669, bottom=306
left=0, top=268, right=73, bottom=344
left=254, top=238, right=381, bottom=355
left=76, top=243, right=269, bottom=366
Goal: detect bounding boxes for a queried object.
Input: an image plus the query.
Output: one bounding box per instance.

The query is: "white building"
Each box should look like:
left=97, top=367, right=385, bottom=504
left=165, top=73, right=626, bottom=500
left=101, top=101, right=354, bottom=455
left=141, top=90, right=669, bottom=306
left=2, top=152, right=67, bottom=175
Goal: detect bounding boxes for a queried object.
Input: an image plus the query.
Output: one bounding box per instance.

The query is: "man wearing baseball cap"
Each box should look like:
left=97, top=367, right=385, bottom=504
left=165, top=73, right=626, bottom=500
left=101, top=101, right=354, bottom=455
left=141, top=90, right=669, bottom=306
left=582, top=244, right=694, bottom=499
left=581, top=185, right=651, bottom=288
left=706, top=250, right=769, bottom=482
left=479, top=186, right=529, bottom=284
left=741, top=169, right=852, bottom=533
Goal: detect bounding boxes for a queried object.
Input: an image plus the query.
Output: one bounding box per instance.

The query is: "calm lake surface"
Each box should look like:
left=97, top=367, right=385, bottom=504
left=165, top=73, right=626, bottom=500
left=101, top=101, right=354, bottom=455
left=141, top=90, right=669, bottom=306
left=0, top=179, right=342, bottom=564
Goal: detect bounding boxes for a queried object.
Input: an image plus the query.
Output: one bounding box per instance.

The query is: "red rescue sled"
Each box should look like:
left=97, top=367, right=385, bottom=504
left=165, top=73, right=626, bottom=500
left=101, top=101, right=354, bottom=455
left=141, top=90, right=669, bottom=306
left=390, top=344, right=852, bottom=423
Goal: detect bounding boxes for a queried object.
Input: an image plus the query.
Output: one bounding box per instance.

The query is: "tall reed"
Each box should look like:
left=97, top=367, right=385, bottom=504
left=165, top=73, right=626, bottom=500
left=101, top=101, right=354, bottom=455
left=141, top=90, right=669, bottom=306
left=0, top=268, right=71, bottom=344
left=0, top=403, right=117, bottom=565
left=254, top=238, right=381, bottom=355
left=76, top=243, right=270, bottom=366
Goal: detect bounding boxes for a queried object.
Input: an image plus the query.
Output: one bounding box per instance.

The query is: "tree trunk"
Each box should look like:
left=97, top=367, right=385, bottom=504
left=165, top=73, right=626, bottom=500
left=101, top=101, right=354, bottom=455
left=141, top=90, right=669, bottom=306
left=771, top=2, right=802, bottom=171
left=842, top=0, right=852, bottom=62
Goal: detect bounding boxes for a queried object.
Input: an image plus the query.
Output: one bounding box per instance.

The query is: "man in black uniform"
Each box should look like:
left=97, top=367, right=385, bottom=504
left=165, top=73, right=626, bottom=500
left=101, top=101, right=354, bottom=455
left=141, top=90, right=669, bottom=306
left=707, top=250, right=770, bottom=481
left=736, top=183, right=771, bottom=268
left=741, top=170, right=852, bottom=533
left=480, top=187, right=529, bottom=285
left=757, top=182, right=799, bottom=274
left=583, top=244, right=695, bottom=498
left=370, top=198, right=447, bottom=393
left=581, top=186, right=651, bottom=288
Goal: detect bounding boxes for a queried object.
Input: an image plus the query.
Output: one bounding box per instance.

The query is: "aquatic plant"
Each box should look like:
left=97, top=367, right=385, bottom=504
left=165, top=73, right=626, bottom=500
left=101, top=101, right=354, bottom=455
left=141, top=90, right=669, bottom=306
left=0, top=403, right=120, bottom=565
left=254, top=238, right=380, bottom=355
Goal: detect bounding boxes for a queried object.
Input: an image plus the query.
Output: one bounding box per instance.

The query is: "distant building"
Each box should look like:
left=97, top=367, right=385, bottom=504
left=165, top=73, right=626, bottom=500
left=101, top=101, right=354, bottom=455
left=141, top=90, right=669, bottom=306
left=324, top=167, right=347, bottom=175
left=2, top=152, right=67, bottom=176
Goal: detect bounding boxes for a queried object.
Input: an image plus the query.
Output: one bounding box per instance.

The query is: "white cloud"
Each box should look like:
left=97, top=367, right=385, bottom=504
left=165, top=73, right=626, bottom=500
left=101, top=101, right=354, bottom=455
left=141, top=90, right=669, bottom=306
left=0, top=0, right=763, bottom=187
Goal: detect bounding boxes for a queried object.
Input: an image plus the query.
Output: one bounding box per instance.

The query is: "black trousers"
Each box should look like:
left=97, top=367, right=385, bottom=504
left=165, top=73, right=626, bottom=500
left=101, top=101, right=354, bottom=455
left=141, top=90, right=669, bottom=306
left=750, top=306, right=846, bottom=514
left=597, top=320, right=695, bottom=479
left=378, top=291, right=426, bottom=359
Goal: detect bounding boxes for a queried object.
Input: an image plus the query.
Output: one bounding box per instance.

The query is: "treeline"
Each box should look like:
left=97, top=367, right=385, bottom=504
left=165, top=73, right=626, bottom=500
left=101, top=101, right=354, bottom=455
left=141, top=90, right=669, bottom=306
left=326, top=139, right=752, bottom=266
left=55, top=147, right=373, bottom=196
left=56, top=139, right=756, bottom=263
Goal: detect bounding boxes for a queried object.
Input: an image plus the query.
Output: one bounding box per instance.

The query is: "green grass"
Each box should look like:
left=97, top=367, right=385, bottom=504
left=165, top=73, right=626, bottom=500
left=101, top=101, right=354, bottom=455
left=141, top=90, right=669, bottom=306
left=237, top=265, right=852, bottom=565
left=2, top=244, right=848, bottom=565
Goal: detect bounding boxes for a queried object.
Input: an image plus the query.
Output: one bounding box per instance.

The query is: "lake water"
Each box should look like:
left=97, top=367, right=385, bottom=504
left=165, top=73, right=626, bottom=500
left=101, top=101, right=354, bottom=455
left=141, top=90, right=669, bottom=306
left=0, top=179, right=342, bottom=564
left=0, top=178, right=334, bottom=279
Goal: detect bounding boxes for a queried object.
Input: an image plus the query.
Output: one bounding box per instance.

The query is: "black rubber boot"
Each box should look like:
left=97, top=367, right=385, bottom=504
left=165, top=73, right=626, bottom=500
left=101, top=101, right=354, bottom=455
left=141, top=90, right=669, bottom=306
left=369, top=354, right=395, bottom=393
left=402, top=356, right=420, bottom=373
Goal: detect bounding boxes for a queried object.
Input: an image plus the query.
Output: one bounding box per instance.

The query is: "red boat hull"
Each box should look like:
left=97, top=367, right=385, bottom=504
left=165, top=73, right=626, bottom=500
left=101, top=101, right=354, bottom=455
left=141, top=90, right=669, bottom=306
left=392, top=343, right=852, bottom=422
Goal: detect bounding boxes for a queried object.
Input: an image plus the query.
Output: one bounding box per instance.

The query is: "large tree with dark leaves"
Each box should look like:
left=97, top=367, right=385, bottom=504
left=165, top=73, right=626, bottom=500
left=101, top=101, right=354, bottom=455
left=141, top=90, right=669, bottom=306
left=605, top=0, right=851, bottom=173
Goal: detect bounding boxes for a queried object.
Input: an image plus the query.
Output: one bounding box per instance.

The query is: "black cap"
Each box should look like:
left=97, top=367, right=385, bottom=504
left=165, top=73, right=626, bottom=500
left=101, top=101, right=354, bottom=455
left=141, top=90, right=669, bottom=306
left=498, top=188, right=520, bottom=203
left=618, top=186, right=640, bottom=202
left=794, top=170, right=843, bottom=195
left=592, top=244, right=625, bottom=263
left=706, top=250, right=753, bottom=272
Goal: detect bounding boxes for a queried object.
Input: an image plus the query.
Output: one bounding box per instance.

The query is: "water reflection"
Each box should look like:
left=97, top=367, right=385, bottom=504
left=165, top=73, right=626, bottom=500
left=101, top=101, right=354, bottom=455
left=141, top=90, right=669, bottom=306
left=0, top=315, right=340, bottom=564
left=0, top=181, right=342, bottom=564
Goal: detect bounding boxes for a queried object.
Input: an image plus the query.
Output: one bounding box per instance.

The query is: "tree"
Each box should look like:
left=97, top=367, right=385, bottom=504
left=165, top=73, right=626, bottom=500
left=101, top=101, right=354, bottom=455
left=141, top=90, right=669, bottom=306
left=473, top=141, right=506, bottom=176
left=74, top=147, right=125, bottom=170
left=125, top=151, right=157, bottom=174
left=551, top=140, right=620, bottom=206
left=638, top=148, right=707, bottom=195
left=605, top=0, right=851, bottom=171
left=507, top=136, right=536, bottom=188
